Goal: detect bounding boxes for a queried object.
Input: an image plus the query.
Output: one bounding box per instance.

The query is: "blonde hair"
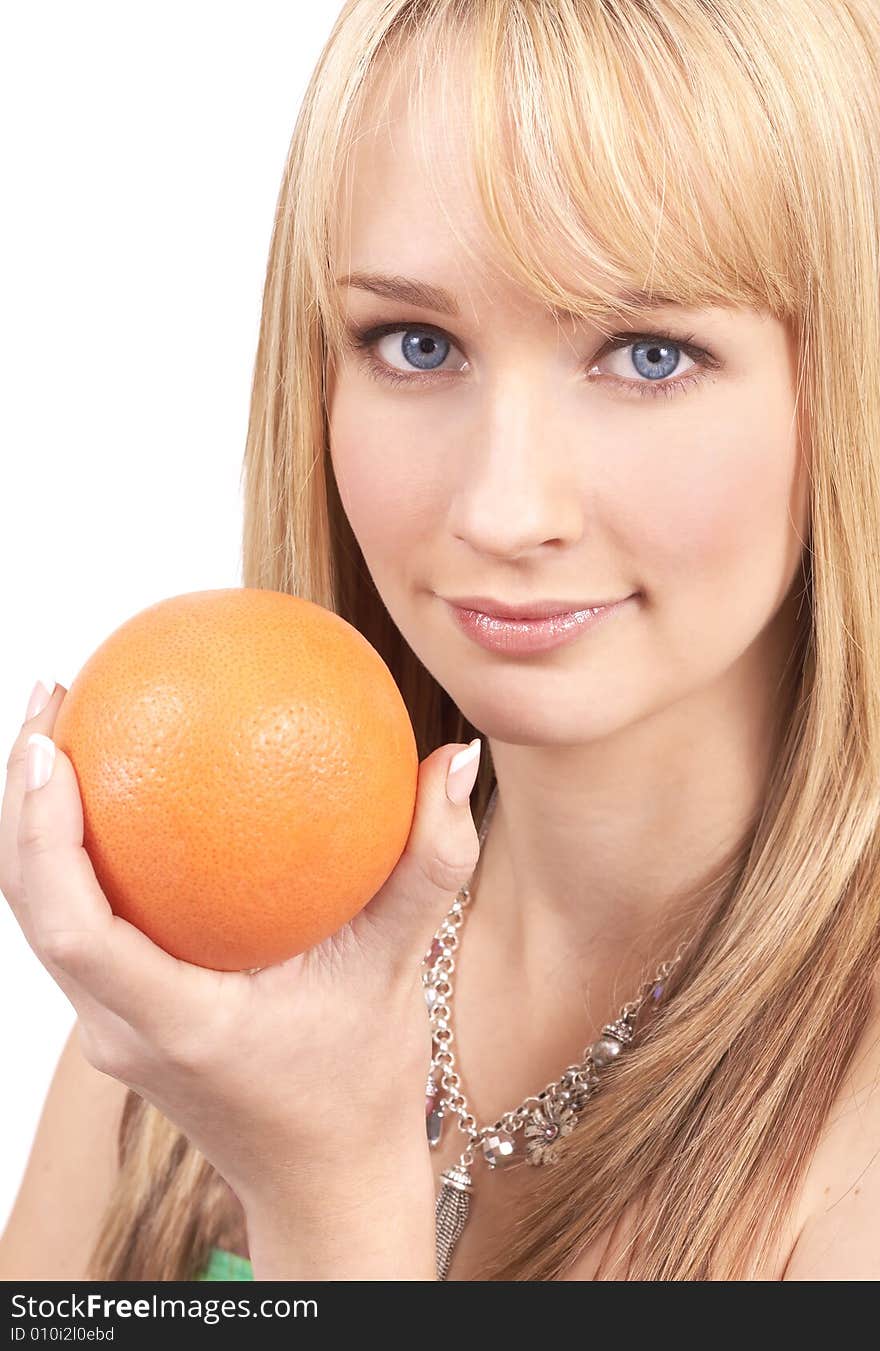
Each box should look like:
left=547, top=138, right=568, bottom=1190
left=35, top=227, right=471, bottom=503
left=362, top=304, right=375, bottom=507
left=88, top=0, right=880, bottom=1280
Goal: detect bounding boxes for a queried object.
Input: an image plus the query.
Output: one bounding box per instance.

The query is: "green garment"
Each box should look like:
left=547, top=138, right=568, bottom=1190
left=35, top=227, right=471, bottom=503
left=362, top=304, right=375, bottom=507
left=196, top=1246, right=254, bottom=1281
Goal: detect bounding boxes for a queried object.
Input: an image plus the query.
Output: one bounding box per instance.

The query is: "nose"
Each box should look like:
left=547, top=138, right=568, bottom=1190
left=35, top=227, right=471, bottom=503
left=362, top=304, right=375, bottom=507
left=447, top=372, right=585, bottom=558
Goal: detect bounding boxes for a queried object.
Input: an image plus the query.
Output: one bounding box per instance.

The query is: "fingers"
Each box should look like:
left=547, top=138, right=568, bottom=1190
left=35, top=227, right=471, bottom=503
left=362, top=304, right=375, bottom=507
left=3, top=691, right=214, bottom=1046
left=0, top=680, right=66, bottom=903
left=350, top=738, right=483, bottom=973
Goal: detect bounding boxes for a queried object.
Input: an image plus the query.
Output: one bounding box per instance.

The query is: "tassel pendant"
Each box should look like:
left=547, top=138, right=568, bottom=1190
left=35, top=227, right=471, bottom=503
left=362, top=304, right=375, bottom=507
left=434, top=1164, right=473, bottom=1280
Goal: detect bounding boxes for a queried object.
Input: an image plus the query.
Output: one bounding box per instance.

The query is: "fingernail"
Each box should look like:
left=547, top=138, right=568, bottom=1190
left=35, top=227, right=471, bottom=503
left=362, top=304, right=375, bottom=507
left=25, top=733, right=56, bottom=792
left=26, top=679, right=55, bottom=721
left=446, top=738, right=481, bottom=806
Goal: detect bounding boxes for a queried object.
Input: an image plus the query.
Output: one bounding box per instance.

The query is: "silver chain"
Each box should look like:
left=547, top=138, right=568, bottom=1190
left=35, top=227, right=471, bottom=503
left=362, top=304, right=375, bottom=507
left=422, top=783, right=689, bottom=1171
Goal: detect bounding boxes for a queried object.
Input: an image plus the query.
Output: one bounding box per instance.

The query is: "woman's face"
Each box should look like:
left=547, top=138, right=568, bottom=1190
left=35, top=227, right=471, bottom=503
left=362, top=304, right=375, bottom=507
left=326, top=73, right=810, bottom=747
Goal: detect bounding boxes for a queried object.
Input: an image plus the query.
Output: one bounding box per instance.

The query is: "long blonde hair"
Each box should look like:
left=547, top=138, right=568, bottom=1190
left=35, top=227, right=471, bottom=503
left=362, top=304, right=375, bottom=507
left=88, top=0, right=880, bottom=1280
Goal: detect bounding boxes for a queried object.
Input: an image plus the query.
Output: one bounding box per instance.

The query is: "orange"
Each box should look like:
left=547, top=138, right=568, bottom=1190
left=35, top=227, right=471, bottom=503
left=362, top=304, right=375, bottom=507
left=52, top=588, right=419, bottom=971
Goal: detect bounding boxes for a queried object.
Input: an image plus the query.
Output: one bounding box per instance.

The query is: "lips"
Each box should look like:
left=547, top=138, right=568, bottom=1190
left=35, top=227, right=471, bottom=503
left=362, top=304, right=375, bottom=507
left=445, top=595, right=634, bottom=654
left=443, top=594, right=626, bottom=620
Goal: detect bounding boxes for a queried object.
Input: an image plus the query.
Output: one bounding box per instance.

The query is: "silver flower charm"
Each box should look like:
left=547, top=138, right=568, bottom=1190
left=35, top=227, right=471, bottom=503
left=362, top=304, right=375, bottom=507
left=524, top=1096, right=577, bottom=1165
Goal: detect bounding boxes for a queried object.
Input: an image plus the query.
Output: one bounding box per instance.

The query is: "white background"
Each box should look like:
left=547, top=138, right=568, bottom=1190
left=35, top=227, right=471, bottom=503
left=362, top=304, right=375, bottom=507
left=1, top=1, right=346, bottom=1235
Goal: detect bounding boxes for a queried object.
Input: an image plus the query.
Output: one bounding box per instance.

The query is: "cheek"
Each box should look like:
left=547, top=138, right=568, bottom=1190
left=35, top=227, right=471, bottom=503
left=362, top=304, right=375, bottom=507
left=328, top=386, right=437, bottom=555
left=628, top=391, right=805, bottom=616
left=615, top=384, right=809, bottom=698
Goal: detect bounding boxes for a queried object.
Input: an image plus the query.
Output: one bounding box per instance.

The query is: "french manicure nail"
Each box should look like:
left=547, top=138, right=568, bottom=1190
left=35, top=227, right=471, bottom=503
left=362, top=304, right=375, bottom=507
left=26, top=679, right=55, bottom=721
left=25, top=734, right=56, bottom=792
left=446, top=738, right=481, bottom=806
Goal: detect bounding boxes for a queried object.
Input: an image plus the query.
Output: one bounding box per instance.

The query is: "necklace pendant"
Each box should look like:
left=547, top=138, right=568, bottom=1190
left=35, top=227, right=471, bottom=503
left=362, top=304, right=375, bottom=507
left=523, top=1096, right=577, bottom=1166
left=591, top=1017, right=635, bottom=1067
left=435, top=1164, right=473, bottom=1281
left=480, top=1130, right=517, bottom=1168
left=427, top=1104, right=445, bottom=1148
left=426, top=1071, right=445, bottom=1147
left=570, top=1072, right=600, bottom=1113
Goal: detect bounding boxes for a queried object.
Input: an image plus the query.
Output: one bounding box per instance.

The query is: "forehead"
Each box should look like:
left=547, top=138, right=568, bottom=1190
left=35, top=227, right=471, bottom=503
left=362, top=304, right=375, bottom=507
left=331, top=39, right=780, bottom=338
left=335, top=45, right=507, bottom=303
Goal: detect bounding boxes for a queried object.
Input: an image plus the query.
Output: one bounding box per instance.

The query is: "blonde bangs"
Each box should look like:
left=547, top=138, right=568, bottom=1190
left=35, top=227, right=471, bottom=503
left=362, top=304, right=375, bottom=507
left=313, top=0, right=842, bottom=359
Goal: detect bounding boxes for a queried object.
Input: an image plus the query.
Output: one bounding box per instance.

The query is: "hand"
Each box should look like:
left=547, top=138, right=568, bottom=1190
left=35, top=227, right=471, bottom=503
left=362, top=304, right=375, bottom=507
left=0, top=681, right=483, bottom=1221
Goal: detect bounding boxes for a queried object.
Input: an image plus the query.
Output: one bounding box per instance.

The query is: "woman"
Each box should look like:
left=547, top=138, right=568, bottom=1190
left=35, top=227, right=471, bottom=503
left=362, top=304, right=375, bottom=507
left=2, top=0, right=879, bottom=1281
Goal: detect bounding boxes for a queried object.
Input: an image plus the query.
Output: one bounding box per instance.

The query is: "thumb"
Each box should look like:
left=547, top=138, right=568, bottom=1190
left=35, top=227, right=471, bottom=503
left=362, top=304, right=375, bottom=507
left=352, top=738, right=483, bottom=971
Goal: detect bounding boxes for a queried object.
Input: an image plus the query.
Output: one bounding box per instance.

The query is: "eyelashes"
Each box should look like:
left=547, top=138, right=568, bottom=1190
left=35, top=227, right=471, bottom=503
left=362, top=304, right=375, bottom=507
left=343, top=320, right=723, bottom=401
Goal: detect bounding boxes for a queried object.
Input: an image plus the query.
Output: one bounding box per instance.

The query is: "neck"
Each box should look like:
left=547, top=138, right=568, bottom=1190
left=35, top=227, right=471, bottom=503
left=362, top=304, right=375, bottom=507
left=469, top=589, right=801, bottom=999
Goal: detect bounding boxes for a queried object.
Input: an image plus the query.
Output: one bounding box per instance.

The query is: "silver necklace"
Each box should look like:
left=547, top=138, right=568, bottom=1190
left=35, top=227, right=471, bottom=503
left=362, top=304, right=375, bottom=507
left=421, top=783, right=687, bottom=1280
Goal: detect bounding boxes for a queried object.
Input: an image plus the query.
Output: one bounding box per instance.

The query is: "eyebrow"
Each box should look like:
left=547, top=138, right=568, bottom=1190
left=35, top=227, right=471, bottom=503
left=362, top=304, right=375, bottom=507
left=335, top=270, right=684, bottom=320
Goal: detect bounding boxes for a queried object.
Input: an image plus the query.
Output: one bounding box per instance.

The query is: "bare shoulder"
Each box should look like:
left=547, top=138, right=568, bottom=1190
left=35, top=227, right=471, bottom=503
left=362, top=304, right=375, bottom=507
left=782, top=977, right=880, bottom=1280
left=0, top=1020, right=130, bottom=1280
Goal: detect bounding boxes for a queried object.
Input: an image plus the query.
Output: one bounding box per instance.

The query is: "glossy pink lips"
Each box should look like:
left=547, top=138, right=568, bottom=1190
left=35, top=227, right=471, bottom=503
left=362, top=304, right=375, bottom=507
left=446, top=596, right=634, bottom=654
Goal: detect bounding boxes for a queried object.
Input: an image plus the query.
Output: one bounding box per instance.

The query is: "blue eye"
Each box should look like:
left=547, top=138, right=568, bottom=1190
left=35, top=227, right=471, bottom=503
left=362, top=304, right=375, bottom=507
left=358, top=325, right=464, bottom=378
left=628, top=339, right=682, bottom=381
left=344, top=320, right=721, bottom=401
left=395, top=330, right=453, bottom=371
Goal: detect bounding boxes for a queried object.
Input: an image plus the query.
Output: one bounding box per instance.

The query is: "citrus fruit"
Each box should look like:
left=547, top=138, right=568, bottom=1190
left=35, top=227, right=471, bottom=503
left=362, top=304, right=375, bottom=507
left=51, top=588, right=419, bottom=971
